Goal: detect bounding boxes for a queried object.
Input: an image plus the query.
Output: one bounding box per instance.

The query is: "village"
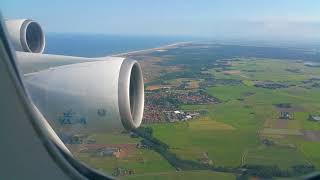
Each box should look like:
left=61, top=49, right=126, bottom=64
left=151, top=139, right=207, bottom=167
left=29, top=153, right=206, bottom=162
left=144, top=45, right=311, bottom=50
left=143, top=87, right=219, bottom=123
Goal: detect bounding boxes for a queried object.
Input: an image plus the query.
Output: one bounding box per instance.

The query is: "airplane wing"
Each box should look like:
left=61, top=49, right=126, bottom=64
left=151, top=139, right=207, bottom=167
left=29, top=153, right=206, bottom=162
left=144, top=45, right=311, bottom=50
left=3, top=18, right=144, bottom=146
left=0, top=15, right=114, bottom=180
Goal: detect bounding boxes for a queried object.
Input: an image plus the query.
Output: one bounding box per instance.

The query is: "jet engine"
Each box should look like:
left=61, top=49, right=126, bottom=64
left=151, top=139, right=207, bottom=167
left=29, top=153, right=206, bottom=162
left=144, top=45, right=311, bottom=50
left=5, top=19, right=45, bottom=53
left=5, top=19, right=144, bottom=136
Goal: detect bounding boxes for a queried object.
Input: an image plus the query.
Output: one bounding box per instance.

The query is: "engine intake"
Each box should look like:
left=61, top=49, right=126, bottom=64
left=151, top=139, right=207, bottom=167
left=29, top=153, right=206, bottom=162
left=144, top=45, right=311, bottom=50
left=119, top=59, right=144, bottom=130
left=5, top=19, right=45, bottom=53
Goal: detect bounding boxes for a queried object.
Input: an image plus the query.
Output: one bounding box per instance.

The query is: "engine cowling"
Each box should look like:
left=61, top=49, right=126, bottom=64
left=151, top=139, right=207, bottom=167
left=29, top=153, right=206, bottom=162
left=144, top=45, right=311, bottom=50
left=5, top=19, right=45, bottom=53
left=21, top=53, right=144, bottom=134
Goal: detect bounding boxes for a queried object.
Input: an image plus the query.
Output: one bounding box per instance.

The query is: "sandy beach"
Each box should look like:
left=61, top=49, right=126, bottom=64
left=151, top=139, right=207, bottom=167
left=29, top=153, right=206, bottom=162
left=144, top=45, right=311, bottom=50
left=111, top=41, right=193, bottom=57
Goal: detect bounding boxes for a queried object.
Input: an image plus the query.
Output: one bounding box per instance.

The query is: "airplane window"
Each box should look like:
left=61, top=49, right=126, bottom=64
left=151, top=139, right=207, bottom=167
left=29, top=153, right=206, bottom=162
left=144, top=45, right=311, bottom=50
left=2, top=1, right=320, bottom=179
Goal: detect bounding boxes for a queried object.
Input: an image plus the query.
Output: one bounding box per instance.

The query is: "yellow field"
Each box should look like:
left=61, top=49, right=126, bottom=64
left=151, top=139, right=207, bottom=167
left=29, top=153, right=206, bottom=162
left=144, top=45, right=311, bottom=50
left=189, top=117, right=235, bottom=131
left=146, top=85, right=161, bottom=91
left=261, top=128, right=303, bottom=136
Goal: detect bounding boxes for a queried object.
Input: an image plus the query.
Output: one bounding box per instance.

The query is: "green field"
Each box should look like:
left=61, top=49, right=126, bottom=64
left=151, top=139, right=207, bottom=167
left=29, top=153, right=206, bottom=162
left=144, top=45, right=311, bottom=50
left=76, top=148, right=175, bottom=175
left=147, top=59, right=320, bottom=172
left=123, top=170, right=236, bottom=180
left=74, top=51, right=320, bottom=179
left=89, top=131, right=141, bottom=144
left=245, top=146, right=310, bottom=169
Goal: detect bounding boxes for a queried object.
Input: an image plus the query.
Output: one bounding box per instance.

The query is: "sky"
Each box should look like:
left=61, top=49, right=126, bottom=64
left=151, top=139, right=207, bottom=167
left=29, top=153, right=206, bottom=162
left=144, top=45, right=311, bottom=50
left=2, top=0, right=320, bottom=40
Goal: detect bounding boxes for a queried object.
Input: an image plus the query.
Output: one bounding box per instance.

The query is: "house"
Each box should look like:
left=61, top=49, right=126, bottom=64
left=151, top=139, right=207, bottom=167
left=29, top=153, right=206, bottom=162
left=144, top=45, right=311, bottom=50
left=280, top=112, right=293, bottom=120
left=309, top=115, right=320, bottom=121
left=100, top=147, right=121, bottom=158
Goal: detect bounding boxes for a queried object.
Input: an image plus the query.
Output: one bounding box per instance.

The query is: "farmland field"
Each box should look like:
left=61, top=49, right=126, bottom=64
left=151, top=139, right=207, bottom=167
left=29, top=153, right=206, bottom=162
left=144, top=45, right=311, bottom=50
left=124, top=170, right=235, bottom=180
left=70, top=43, right=320, bottom=179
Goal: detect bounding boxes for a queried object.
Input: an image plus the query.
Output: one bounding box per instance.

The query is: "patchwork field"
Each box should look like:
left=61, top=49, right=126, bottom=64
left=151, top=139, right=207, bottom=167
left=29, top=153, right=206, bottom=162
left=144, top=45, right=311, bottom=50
left=245, top=146, right=310, bottom=169
left=145, top=58, right=320, bottom=174
left=72, top=44, right=320, bottom=179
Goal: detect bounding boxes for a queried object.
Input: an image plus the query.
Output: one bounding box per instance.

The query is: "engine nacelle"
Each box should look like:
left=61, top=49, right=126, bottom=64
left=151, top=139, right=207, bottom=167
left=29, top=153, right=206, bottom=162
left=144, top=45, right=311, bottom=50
left=5, top=19, right=45, bottom=53
left=21, top=53, right=144, bottom=134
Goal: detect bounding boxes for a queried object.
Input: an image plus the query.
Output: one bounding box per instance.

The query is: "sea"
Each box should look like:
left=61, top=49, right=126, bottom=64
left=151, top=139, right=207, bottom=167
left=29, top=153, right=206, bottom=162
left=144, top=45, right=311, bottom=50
left=44, top=33, right=191, bottom=57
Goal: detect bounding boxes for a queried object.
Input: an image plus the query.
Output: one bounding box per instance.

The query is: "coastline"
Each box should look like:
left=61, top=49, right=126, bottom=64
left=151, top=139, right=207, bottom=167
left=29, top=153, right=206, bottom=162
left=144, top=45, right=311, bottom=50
left=111, top=41, right=193, bottom=57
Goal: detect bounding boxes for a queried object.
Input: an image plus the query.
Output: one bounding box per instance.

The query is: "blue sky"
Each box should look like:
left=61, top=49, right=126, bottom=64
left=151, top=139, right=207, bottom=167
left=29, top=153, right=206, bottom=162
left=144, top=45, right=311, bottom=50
left=2, top=0, right=320, bottom=40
